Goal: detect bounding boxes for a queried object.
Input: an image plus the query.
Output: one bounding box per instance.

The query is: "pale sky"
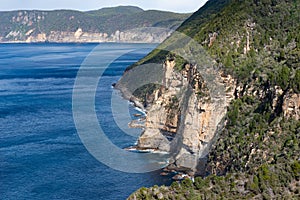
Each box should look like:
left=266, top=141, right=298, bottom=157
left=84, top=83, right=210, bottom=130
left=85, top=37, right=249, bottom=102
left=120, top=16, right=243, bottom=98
left=0, top=0, right=208, bottom=13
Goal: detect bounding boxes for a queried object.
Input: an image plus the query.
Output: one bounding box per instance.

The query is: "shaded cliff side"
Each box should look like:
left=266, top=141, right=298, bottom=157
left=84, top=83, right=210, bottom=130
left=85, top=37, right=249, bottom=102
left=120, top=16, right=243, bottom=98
left=130, top=59, right=235, bottom=174
left=121, top=0, right=300, bottom=199
left=0, top=6, right=190, bottom=43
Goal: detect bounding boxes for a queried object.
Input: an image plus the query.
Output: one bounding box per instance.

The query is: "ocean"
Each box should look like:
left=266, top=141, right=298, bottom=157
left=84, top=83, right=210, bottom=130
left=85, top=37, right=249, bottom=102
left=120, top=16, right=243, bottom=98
left=0, top=43, right=172, bottom=200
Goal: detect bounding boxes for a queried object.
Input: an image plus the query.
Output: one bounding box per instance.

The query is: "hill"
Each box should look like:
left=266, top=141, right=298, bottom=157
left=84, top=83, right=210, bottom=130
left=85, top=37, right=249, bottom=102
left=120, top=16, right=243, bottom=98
left=0, top=6, right=190, bottom=43
left=119, top=0, right=300, bottom=199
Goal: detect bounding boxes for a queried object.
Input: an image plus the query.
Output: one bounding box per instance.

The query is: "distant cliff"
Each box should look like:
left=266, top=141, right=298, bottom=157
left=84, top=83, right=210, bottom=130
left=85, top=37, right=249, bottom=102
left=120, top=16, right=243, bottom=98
left=0, top=6, right=190, bottom=43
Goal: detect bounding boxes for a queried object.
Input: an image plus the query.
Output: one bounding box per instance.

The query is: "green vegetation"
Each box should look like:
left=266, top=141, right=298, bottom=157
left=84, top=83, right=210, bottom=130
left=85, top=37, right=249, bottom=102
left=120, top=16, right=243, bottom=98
left=130, top=0, right=300, bottom=93
left=0, top=6, right=190, bottom=39
left=208, top=98, right=300, bottom=175
left=127, top=0, right=300, bottom=199
left=129, top=161, right=299, bottom=199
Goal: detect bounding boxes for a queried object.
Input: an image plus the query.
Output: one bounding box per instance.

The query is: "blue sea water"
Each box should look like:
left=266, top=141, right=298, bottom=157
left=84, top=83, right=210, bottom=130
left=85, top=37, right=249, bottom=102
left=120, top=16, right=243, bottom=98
left=0, top=43, right=172, bottom=200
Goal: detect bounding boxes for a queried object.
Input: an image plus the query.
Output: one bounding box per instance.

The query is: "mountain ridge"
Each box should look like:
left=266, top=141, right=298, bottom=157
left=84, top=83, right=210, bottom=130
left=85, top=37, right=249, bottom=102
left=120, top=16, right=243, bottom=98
left=0, top=6, right=190, bottom=43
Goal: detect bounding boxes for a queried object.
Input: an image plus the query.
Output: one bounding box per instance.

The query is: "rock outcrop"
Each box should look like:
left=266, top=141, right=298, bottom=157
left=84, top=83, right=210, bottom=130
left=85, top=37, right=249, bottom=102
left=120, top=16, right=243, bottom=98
left=5, top=28, right=173, bottom=43
left=120, top=53, right=300, bottom=175
left=123, top=59, right=236, bottom=174
left=282, top=91, right=300, bottom=120
left=127, top=0, right=300, bottom=198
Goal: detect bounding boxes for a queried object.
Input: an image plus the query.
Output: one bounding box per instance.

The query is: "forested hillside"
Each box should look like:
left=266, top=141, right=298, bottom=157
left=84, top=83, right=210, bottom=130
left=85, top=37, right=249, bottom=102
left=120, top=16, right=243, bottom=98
left=127, top=0, right=300, bottom=199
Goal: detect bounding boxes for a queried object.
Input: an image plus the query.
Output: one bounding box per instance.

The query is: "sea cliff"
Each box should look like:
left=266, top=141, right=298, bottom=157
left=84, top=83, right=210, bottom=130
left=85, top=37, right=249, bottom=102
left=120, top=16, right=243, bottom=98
left=122, top=0, right=299, bottom=198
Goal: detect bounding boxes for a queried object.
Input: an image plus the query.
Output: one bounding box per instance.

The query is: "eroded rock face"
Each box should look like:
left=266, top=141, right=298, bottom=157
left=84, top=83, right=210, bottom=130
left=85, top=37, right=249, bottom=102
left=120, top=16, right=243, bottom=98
left=283, top=92, right=300, bottom=120
left=138, top=128, right=171, bottom=152
left=137, top=60, right=183, bottom=152
left=136, top=60, right=236, bottom=173
left=2, top=28, right=173, bottom=43
left=235, top=82, right=300, bottom=121
left=121, top=52, right=299, bottom=174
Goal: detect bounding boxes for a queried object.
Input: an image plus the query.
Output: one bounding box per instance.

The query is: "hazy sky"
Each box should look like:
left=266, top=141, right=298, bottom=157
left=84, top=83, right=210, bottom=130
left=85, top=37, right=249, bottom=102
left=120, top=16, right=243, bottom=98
left=0, top=0, right=208, bottom=13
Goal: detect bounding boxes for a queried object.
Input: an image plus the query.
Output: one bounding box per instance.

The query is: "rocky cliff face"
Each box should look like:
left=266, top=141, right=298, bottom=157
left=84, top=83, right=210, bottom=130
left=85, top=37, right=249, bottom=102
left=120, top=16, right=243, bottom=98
left=130, top=59, right=236, bottom=174
left=121, top=55, right=300, bottom=175
left=127, top=0, right=300, bottom=198
left=3, top=27, right=173, bottom=43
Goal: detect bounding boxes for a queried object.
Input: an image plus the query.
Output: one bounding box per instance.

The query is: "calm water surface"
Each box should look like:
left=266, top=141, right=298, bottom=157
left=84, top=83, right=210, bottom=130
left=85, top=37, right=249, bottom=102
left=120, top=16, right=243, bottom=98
left=0, top=43, right=172, bottom=200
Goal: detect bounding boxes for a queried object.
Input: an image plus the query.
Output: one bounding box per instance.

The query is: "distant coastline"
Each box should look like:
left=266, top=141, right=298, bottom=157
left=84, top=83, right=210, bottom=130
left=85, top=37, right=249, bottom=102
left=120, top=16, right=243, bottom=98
left=0, top=28, right=173, bottom=44
left=0, top=7, right=190, bottom=44
left=0, top=41, right=160, bottom=44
